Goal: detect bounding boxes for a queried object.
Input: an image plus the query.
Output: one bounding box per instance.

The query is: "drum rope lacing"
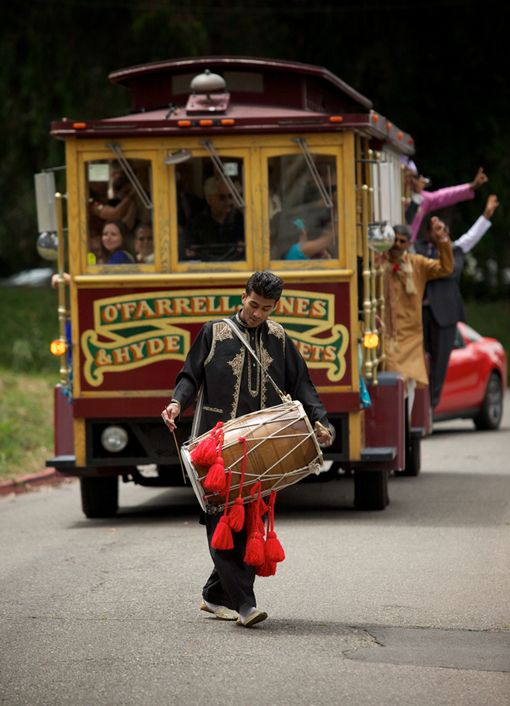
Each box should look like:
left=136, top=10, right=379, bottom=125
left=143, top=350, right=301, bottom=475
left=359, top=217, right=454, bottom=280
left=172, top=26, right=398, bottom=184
left=202, top=403, right=323, bottom=503
left=183, top=401, right=324, bottom=513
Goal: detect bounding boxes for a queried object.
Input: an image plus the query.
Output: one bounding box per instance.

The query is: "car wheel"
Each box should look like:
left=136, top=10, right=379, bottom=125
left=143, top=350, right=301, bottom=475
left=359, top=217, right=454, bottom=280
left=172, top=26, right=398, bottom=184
left=473, top=372, right=503, bottom=431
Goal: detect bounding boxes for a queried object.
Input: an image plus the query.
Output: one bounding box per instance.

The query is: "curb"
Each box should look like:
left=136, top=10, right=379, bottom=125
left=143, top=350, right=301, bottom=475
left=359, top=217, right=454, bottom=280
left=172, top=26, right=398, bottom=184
left=0, top=468, right=75, bottom=496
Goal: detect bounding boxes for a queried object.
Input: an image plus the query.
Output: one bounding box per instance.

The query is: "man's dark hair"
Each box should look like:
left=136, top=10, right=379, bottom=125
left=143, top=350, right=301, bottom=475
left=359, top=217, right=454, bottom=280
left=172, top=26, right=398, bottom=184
left=245, top=271, right=284, bottom=301
left=393, top=224, right=412, bottom=239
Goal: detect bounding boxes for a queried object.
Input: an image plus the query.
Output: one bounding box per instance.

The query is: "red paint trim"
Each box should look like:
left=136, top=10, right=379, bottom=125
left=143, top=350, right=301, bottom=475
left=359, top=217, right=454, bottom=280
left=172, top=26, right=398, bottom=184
left=320, top=391, right=360, bottom=413
left=73, top=391, right=360, bottom=418
left=73, top=397, right=168, bottom=418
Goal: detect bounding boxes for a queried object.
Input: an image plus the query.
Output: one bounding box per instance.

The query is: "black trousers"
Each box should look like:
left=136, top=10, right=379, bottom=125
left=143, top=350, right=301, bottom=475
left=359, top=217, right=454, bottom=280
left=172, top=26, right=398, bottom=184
left=202, top=512, right=256, bottom=613
left=422, top=306, right=457, bottom=408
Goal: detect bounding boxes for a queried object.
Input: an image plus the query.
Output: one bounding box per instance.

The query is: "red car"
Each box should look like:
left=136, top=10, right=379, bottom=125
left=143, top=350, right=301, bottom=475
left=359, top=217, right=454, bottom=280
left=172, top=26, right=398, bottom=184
left=434, top=321, right=507, bottom=430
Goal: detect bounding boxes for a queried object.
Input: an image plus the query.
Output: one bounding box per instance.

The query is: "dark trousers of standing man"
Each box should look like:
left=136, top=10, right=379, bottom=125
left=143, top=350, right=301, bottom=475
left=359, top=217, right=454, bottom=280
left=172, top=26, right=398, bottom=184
left=422, top=305, right=457, bottom=408
left=202, top=512, right=257, bottom=613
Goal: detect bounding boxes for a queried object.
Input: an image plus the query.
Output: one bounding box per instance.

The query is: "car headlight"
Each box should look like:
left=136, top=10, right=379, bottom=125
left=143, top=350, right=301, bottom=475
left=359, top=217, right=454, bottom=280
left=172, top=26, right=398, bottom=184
left=101, top=426, right=128, bottom=453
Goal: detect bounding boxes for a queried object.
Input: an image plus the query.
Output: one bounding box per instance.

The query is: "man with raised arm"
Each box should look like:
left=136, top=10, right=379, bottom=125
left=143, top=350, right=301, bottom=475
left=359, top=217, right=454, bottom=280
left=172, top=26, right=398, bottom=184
left=415, top=194, right=500, bottom=408
left=380, top=219, right=453, bottom=417
left=405, top=163, right=488, bottom=243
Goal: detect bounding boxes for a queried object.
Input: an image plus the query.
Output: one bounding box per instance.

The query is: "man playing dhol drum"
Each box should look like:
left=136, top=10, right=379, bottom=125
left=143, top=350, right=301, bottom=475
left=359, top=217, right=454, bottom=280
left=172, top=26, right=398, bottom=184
left=161, top=271, right=333, bottom=627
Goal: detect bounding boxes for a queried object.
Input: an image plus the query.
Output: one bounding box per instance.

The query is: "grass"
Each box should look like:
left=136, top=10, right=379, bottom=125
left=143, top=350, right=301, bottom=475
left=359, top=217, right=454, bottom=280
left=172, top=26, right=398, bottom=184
left=0, top=287, right=508, bottom=483
left=0, top=286, right=59, bottom=481
left=0, top=369, right=54, bottom=482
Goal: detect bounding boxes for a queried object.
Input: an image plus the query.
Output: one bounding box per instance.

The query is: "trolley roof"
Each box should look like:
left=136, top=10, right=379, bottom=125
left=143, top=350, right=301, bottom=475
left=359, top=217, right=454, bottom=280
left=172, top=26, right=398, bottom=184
left=51, top=55, right=414, bottom=154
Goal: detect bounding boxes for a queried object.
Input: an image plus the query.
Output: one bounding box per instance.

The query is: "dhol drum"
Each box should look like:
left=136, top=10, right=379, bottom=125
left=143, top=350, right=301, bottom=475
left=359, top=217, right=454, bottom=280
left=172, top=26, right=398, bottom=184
left=181, top=400, right=324, bottom=513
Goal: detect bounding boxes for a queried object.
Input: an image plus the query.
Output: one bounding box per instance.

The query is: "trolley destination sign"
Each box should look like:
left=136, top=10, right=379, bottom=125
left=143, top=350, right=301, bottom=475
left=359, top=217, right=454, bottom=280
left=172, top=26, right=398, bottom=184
left=81, top=288, right=349, bottom=386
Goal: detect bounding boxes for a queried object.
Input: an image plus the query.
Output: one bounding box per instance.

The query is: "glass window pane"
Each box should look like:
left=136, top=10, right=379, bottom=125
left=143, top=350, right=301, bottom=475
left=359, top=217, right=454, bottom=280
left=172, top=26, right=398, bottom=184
left=85, top=158, right=153, bottom=267
left=176, top=157, right=245, bottom=262
left=269, top=155, right=338, bottom=261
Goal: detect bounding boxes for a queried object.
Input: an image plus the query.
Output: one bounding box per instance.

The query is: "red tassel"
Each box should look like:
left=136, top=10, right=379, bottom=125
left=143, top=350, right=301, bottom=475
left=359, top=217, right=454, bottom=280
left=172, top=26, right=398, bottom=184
left=255, top=512, right=265, bottom=536
left=191, top=423, right=223, bottom=466
left=265, top=491, right=285, bottom=565
left=256, top=557, right=277, bottom=577
left=245, top=482, right=265, bottom=537
left=191, top=437, right=216, bottom=466
left=228, top=496, right=245, bottom=532
left=259, top=497, right=269, bottom=516
left=203, top=455, right=226, bottom=494
left=265, top=530, right=285, bottom=563
left=211, top=516, right=234, bottom=550
left=244, top=530, right=265, bottom=566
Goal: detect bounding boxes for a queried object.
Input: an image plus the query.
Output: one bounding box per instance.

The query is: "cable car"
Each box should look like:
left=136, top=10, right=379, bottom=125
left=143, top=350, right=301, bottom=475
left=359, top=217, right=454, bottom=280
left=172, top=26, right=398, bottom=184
left=36, top=56, right=427, bottom=518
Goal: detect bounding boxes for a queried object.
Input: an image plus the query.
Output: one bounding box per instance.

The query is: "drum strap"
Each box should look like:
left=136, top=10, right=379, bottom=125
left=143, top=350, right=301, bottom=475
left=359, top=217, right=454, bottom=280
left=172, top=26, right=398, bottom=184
left=222, top=318, right=289, bottom=404
left=190, top=384, right=204, bottom=439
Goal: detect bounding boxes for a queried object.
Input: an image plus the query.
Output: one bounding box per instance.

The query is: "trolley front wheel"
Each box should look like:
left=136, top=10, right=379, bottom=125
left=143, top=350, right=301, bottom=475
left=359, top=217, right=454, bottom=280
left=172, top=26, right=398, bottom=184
left=353, top=470, right=389, bottom=511
left=80, top=475, right=119, bottom=518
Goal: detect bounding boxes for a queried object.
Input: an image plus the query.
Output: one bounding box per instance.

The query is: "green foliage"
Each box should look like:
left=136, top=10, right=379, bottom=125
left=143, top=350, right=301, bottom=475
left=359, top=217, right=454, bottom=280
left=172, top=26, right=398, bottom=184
left=0, top=370, right=54, bottom=481
left=464, top=299, right=510, bottom=361
left=0, top=287, right=59, bottom=373
left=0, top=0, right=508, bottom=282
left=0, top=286, right=59, bottom=480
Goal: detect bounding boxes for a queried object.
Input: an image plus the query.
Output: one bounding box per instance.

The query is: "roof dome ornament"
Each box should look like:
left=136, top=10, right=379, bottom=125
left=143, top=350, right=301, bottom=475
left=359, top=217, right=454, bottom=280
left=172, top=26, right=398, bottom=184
left=190, top=69, right=227, bottom=96
left=186, top=69, right=230, bottom=115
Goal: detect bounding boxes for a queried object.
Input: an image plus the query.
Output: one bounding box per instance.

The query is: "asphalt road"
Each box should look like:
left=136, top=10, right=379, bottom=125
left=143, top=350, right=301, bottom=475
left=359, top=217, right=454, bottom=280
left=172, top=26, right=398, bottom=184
left=1, top=395, right=509, bottom=705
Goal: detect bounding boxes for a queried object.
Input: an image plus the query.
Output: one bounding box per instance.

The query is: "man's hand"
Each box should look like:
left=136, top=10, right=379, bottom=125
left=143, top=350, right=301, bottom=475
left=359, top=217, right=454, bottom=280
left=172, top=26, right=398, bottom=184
left=413, top=175, right=430, bottom=194
left=470, top=167, right=488, bottom=190
left=429, top=216, right=450, bottom=244
left=314, top=420, right=333, bottom=447
left=484, top=194, right=499, bottom=220
left=161, top=401, right=181, bottom=432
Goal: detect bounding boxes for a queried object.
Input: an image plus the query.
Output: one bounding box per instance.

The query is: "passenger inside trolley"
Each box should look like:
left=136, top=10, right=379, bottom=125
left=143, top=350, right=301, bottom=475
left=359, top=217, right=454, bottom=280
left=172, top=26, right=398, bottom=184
left=269, top=154, right=338, bottom=260
left=85, top=157, right=153, bottom=267
left=101, top=220, right=135, bottom=264
left=134, top=222, right=154, bottom=263
left=178, top=159, right=245, bottom=261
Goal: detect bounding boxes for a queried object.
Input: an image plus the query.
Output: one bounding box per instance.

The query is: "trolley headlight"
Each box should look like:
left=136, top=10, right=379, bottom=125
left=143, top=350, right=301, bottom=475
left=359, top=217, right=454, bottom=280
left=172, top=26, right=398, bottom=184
left=50, top=339, right=67, bottom=356
left=363, top=332, right=379, bottom=349
left=101, top=426, right=128, bottom=453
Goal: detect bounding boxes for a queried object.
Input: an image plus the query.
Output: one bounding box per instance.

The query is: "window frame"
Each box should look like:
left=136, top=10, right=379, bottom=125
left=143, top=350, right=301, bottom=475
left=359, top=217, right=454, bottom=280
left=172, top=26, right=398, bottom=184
left=75, top=148, right=159, bottom=275
left=168, top=144, right=254, bottom=274
left=259, top=141, right=346, bottom=271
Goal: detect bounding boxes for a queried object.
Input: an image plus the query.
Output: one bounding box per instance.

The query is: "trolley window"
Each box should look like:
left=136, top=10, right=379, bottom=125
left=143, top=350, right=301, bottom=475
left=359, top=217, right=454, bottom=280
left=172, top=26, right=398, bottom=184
left=269, top=154, right=338, bottom=263
left=85, top=158, right=153, bottom=269
left=175, top=156, right=245, bottom=263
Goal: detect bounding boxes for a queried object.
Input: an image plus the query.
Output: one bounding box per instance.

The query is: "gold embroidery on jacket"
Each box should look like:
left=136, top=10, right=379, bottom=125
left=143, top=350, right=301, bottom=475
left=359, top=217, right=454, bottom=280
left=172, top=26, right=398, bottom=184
left=259, top=346, right=274, bottom=408
left=267, top=319, right=284, bottom=340
left=247, top=330, right=261, bottom=398
left=215, top=321, right=234, bottom=341
left=205, top=321, right=233, bottom=365
left=228, top=350, right=245, bottom=418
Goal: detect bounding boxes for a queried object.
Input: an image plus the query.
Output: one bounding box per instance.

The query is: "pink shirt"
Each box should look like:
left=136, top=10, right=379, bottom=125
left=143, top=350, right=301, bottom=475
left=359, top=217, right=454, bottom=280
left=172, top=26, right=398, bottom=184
left=411, top=183, right=475, bottom=242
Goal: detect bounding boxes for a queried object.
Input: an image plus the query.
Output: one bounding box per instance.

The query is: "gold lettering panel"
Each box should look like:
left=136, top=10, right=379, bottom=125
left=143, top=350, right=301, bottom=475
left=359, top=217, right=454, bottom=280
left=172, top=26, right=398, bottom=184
left=81, top=289, right=349, bottom=387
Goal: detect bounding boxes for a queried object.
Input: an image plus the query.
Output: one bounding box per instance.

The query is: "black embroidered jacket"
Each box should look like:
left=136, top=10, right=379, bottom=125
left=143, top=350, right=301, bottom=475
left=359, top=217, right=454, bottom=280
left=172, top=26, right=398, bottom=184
left=172, top=313, right=328, bottom=436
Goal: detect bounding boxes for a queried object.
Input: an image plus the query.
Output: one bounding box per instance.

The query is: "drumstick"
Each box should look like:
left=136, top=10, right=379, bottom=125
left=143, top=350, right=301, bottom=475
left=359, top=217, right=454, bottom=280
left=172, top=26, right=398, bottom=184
left=172, top=430, right=188, bottom=485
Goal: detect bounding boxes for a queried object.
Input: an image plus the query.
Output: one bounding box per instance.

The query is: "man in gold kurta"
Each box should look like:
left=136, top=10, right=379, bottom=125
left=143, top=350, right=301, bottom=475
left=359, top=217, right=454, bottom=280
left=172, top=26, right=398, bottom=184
left=381, top=218, right=453, bottom=413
